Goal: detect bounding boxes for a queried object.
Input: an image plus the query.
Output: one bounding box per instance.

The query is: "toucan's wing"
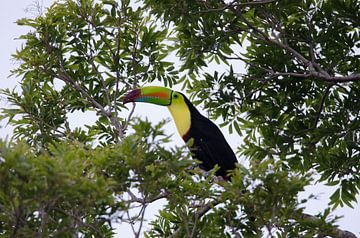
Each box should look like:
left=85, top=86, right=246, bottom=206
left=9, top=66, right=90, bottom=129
left=191, top=116, right=238, bottom=177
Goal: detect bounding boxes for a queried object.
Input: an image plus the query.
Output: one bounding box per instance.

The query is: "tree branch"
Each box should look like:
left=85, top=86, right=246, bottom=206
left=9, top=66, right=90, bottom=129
left=126, top=210, right=138, bottom=237
left=123, top=102, right=136, bottom=135
left=270, top=71, right=360, bottom=82
left=224, top=6, right=360, bottom=84
left=234, top=0, right=278, bottom=6
left=196, top=0, right=277, bottom=14
left=300, top=213, right=357, bottom=238
left=221, top=27, right=360, bottom=83
left=127, top=190, right=169, bottom=205
left=76, top=10, right=128, bottom=141
left=320, top=73, right=360, bottom=83
left=194, top=199, right=219, bottom=220
left=136, top=204, right=147, bottom=238
left=42, top=31, right=112, bottom=120
left=86, top=53, right=111, bottom=108
left=57, top=72, right=110, bottom=118
left=56, top=68, right=125, bottom=140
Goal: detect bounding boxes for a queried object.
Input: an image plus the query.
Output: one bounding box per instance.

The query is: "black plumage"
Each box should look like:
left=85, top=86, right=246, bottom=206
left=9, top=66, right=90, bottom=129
left=181, top=95, right=238, bottom=180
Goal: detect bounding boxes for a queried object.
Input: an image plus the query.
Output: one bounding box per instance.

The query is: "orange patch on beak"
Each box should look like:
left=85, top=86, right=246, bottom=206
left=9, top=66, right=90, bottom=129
left=146, top=92, right=169, bottom=99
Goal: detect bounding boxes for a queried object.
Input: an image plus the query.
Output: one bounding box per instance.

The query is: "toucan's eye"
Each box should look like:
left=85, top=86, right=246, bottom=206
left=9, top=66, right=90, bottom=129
left=173, top=94, right=179, bottom=99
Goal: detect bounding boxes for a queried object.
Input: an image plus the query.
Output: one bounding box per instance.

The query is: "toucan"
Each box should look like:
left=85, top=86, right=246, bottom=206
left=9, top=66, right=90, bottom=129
left=123, top=86, right=238, bottom=180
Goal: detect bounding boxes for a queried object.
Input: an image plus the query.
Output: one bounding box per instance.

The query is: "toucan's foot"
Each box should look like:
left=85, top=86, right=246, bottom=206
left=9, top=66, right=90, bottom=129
left=203, top=172, right=225, bottom=183
left=212, top=176, right=226, bottom=183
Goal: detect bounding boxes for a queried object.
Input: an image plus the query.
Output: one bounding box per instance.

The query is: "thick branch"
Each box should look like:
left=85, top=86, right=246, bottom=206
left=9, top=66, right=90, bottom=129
left=234, top=0, right=278, bottom=6
left=194, top=200, right=219, bottom=220
left=321, top=73, right=360, bottom=83
left=223, top=5, right=360, bottom=84
left=257, top=69, right=360, bottom=83
left=196, top=0, right=277, bottom=13
left=219, top=7, right=360, bottom=83
left=300, top=213, right=357, bottom=238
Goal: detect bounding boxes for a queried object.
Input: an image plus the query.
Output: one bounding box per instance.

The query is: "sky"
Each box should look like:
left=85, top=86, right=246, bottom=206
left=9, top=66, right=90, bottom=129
left=0, top=1, right=359, bottom=237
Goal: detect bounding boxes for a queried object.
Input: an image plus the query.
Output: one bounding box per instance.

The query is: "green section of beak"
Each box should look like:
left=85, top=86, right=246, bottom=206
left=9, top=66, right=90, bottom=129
left=123, top=86, right=173, bottom=106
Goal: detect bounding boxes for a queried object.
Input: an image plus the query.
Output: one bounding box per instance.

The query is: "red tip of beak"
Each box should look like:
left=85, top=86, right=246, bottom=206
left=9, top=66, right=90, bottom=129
left=123, top=89, right=141, bottom=104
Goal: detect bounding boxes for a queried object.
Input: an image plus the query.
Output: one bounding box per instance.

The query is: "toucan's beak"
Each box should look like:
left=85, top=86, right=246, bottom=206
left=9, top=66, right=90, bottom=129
left=123, top=86, right=173, bottom=106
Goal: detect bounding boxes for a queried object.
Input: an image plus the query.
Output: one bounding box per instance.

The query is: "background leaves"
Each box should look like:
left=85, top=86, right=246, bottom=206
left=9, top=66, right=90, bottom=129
left=0, top=0, right=359, bottom=237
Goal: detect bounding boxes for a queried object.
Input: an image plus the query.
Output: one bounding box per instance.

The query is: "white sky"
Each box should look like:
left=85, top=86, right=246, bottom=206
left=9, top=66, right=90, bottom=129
left=0, top=1, right=359, bottom=237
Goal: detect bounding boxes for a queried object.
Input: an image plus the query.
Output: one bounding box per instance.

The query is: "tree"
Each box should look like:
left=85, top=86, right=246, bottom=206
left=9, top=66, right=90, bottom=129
left=144, top=0, right=360, bottom=207
left=0, top=0, right=358, bottom=237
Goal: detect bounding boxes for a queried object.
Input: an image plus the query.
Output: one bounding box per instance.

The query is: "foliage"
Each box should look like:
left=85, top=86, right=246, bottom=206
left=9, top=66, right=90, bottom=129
left=0, top=140, right=115, bottom=237
left=2, top=0, right=177, bottom=147
left=145, top=0, right=360, bottom=208
left=0, top=118, right=194, bottom=237
left=0, top=0, right=359, bottom=237
left=0, top=124, right=339, bottom=237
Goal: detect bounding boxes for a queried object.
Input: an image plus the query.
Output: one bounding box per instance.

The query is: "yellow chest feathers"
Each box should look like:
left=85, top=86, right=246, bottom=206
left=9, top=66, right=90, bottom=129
left=167, top=100, right=191, bottom=137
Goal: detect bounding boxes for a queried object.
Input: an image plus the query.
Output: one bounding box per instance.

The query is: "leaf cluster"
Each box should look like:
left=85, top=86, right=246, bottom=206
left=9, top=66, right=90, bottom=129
left=0, top=118, right=194, bottom=237
left=2, top=0, right=177, bottom=147
left=0, top=0, right=358, bottom=237
left=145, top=0, right=360, bottom=208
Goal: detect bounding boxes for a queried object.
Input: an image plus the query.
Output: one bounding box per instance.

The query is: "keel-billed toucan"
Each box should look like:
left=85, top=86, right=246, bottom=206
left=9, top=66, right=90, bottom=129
left=123, top=86, right=238, bottom=180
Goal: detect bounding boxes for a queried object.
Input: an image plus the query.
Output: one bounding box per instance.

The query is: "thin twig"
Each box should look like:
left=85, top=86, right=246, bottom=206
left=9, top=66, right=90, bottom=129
left=26, top=111, right=73, bottom=139
left=57, top=72, right=110, bottom=118
left=123, top=102, right=136, bottom=134
left=126, top=210, right=138, bottom=237
left=42, top=33, right=111, bottom=119
left=113, top=16, right=122, bottom=133
left=56, top=66, right=125, bottom=140
left=135, top=204, right=147, bottom=238
left=87, top=54, right=112, bottom=107
left=127, top=190, right=169, bottom=204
